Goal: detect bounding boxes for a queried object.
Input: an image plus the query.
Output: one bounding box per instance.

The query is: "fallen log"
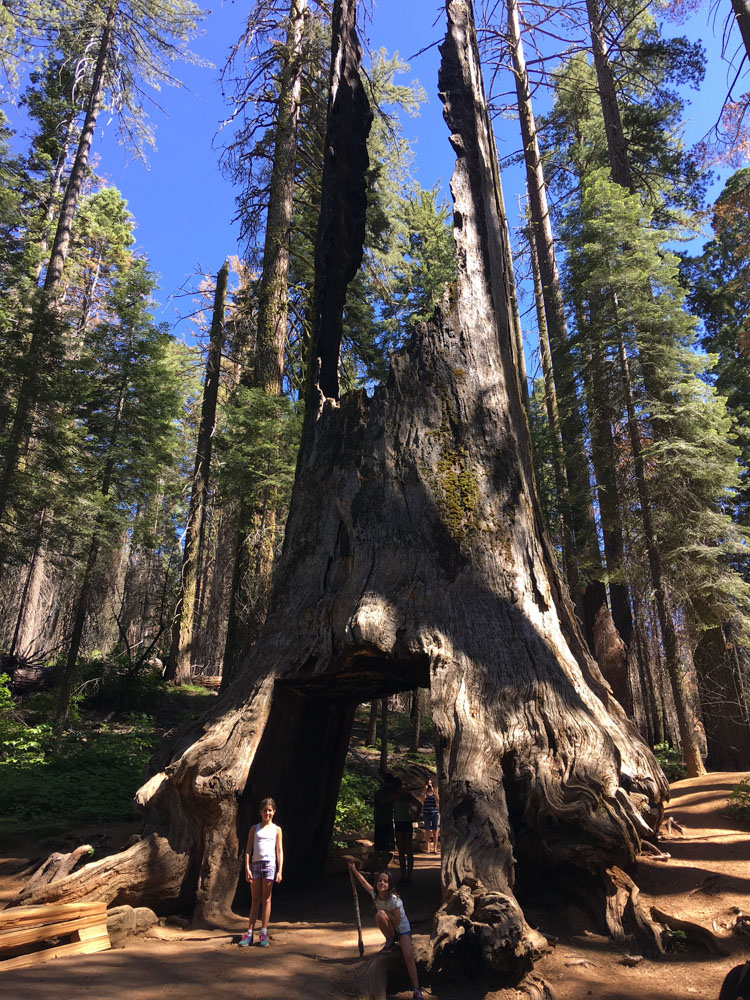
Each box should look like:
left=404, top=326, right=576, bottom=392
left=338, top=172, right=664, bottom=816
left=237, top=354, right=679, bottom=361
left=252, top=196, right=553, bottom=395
left=20, top=844, right=94, bottom=898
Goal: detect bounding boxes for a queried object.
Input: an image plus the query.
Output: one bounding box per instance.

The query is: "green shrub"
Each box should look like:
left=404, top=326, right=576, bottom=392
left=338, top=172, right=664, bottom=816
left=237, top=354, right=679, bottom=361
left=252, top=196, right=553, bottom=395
left=79, top=657, right=166, bottom=715
left=726, top=779, right=750, bottom=826
left=333, top=770, right=378, bottom=845
left=0, top=673, right=13, bottom=715
left=654, top=741, right=687, bottom=782
left=0, top=715, right=159, bottom=844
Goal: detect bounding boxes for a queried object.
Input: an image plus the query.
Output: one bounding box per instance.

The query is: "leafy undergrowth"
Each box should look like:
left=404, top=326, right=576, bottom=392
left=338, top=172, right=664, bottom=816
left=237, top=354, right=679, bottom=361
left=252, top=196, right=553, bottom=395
left=334, top=702, right=437, bottom=845
left=654, top=740, right=687, bottom=782
left=725, top=778, right=750, bottom=826
left=0, top=676, right=216, bottom=847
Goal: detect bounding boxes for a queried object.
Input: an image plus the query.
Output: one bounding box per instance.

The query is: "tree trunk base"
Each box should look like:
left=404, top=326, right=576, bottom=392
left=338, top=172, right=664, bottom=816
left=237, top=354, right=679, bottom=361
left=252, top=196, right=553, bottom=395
left=431, top=876, right=547, bottom=977
left=603, top=866, right=663, bottom=958
left=349, top=936, right=430, bottom=1000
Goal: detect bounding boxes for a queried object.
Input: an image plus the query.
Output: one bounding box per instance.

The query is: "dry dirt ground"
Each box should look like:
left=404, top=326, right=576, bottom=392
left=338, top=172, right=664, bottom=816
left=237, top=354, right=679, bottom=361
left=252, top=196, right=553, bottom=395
left=1, top=772, right=749, bottom=1000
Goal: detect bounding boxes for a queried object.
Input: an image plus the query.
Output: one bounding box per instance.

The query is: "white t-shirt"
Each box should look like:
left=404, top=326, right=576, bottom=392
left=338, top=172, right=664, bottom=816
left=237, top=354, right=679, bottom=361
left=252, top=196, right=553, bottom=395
left=252, top=822, right=278, bottom=864
left=371, top=890, right=410, bottom=934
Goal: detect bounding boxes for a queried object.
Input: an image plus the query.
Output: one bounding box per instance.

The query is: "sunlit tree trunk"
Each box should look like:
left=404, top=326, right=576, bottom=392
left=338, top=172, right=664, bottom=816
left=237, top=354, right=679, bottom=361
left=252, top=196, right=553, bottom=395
left=528, top=224, right=572, bottom=578
left=730, top=0, right=750, bottom=64
left=507, top=0, right=606, bottom=646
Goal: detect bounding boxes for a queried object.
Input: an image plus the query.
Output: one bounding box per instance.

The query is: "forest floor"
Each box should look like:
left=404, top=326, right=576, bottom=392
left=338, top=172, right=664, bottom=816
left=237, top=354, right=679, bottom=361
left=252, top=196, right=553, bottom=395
left=1, top=771, right=750, bottom=999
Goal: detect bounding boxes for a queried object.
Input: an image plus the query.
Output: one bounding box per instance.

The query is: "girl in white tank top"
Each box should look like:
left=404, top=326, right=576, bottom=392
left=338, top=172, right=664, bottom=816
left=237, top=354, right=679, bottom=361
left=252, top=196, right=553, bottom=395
left=239, top=798, right=284, bottom=948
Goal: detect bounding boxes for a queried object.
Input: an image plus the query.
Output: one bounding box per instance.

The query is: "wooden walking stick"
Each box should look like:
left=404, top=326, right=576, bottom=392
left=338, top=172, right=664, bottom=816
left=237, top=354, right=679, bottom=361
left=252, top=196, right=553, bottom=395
left=349, top=865, right=365, bottom=957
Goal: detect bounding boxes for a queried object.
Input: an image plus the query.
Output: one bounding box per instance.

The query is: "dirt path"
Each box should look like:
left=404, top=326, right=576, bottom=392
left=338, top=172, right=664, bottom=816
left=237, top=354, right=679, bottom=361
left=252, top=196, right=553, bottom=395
left=2, top=773, right=749, bottom=999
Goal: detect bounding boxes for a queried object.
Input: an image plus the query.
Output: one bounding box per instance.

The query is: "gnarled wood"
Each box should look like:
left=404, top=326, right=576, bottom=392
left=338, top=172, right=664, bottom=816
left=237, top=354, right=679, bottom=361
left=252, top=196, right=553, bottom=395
left=603, top=866, right=663, bottom=958
left=12, top=0, right=667, bottom=981
left=651, top=905, right=729, bottom=956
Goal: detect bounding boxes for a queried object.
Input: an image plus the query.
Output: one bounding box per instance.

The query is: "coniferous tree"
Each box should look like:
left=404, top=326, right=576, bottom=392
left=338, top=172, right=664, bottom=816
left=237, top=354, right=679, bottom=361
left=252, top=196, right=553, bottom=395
left=54, top=257, right=185, bottom=726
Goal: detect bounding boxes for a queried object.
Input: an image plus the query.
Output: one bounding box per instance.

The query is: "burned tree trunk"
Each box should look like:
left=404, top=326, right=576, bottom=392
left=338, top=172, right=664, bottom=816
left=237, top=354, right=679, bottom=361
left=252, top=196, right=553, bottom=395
left=14, top=0, right=666, bottom=980
left=166, top=261, right=228, bottom=684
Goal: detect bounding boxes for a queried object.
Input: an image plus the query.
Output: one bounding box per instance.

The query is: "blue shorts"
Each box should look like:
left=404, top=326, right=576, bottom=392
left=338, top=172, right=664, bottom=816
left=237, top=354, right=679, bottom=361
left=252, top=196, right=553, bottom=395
left=423, top=812, right=439, bottom=831
left=251, top=860, right=276, bottom=881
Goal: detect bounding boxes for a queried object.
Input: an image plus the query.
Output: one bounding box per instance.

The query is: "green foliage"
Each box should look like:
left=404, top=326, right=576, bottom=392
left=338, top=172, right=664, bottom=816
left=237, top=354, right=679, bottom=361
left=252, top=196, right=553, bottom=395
left=217, top=386, right=302, bottom=508
left=0, top=715, right=159, bottom=844
left=726, top=779, right=750, bottom=826
left=559, top=157, right=750, bottom=640
left=333, top=769, right=378, bottom=844
left=684, top=168, right=750, bottom=526
left=653, top=741, right=687, bottom=782
left=343, top=51, right=456, bottom=386
left=77, top=657, right=167, bottom=715
left=0, top=674, right=12, bottom=715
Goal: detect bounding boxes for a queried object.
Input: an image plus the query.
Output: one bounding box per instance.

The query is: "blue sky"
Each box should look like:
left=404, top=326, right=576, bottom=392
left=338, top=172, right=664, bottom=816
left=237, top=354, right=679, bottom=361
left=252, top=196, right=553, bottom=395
left=73, top=0, right=743, bottom=345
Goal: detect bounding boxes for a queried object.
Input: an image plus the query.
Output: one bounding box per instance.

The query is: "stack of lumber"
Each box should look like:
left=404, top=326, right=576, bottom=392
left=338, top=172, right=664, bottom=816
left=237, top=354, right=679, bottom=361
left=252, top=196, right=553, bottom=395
left=0, top=901, right=110, bottom=970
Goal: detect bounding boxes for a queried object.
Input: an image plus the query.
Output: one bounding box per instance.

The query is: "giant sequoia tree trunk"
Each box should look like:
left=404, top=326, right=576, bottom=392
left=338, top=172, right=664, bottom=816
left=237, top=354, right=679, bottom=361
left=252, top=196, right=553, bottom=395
left=15, top=0, right=666, bottom=979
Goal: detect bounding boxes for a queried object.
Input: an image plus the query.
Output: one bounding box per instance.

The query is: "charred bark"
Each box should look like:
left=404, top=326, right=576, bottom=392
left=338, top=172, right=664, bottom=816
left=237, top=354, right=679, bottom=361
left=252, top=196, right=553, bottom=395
left=693, top=624, right=750, bottom=770
left=14, top=0, right=667, bottom=981
left=166, top=262, right=228, bottom=684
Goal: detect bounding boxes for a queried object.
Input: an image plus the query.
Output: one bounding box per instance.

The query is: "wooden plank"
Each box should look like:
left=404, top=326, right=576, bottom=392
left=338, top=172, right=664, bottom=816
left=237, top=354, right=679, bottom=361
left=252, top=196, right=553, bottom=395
left=0, top=902, right=104, bottom=929
left=74, top=922, right=110, bottom=944
left=0, top=912, right=108, bottom=951
left=0, top=932, right=110, bottom=971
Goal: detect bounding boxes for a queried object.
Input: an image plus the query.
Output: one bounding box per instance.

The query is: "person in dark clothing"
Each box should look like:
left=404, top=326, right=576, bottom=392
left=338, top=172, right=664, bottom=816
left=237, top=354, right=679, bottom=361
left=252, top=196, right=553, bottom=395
left=373, top=772, right=398, bottom=853
left=422, top=779, right=439, bottom=854
left=719, top=961, right=750, bottom=1000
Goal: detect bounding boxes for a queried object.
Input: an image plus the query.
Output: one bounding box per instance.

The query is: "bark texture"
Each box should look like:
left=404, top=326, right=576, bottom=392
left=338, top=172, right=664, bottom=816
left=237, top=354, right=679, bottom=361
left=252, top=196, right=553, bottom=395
left=506, top=0, right=606, bottom=645
left=222, top=0, right=309, bottom=681
left=14, top=0, right=667, bottom=980
left=693, top=624, right=750, bottom=770
left=166, top=261, right=228, bottom=684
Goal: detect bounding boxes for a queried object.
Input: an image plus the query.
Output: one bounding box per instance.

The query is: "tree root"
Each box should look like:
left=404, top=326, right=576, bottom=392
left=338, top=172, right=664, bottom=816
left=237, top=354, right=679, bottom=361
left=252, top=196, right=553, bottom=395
left=519, top=972, right=559, bottom=999
left=603, top=866, right=664, bottom=957
left=637, top=840, right=671, bottom=861
left=431, top=876, right=547, bottom=977
left=651, top=905, right=729, bottom=955
left=658, top=816, right=684, bottom=840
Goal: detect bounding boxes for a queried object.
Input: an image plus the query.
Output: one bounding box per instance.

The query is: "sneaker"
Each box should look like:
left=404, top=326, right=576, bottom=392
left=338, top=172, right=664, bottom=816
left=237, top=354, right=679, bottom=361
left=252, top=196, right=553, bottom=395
left=238, top=931, right=253, bottom=947
left=379, top=938, right=396, bottom=954
left=412, top=991, right=424, bottom=999
left=258, top=930, right=269, bottom=948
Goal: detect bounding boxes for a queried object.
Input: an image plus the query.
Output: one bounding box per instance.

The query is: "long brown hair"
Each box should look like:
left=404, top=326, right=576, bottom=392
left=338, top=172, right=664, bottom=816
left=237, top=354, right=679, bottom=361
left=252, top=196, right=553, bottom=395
left=372, top=870, right=400, bottom=907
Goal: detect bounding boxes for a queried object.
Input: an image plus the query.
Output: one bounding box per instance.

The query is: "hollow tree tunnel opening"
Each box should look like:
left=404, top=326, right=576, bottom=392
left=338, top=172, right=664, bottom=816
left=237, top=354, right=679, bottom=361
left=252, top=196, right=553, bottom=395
left=232, top=652, right=432, bottom=906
